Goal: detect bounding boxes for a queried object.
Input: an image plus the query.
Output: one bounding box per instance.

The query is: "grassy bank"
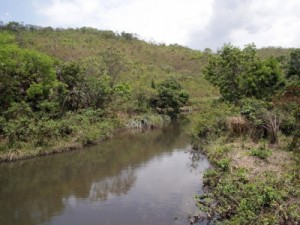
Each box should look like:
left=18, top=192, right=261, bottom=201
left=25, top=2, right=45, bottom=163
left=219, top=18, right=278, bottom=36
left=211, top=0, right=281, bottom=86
left=190, top=102, right=300, bottom=224
left=0, top=112, right=170, bottom=162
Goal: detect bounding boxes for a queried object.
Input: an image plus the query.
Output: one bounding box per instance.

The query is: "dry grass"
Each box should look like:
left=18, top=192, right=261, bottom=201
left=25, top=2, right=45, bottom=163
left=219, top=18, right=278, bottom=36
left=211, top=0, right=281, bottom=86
left=0, top=141, right=84, bottom=162
left=227, top=141, right=294, bottom=180
left=226, top=116, right=249, bottom=136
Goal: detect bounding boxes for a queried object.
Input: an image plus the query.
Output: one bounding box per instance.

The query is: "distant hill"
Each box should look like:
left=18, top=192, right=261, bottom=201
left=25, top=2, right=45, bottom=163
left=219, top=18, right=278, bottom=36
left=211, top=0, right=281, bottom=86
left=257, top=47, right=293, bottom=59
left=0, top=23, right=216, bottom=104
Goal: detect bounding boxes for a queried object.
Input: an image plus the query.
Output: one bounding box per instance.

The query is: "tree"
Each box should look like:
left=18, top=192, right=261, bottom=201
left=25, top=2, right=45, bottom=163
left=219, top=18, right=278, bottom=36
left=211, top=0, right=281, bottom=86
left=56, top=62, right=84, bottom=111
left=83, top=76, right=112, bottom=109
left=287, top=49, right=300, bottom=80
left=204, top=44, right=244, bottom=103
left=5, top=21, right=23, bottom=31
left=203, top=44, right=284, bottom=103
left=0, top=32, right=63, bottom=113
left=150, top=78, right=189, bottom=118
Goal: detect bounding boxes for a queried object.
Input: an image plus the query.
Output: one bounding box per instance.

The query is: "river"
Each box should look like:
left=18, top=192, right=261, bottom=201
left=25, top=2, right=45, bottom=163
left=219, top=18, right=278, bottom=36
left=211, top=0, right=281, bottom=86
left=0, top=121, right=209, bottom=225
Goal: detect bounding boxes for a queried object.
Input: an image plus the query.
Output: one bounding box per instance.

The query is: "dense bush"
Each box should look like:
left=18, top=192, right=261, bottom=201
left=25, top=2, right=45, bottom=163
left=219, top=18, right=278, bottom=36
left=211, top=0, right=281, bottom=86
left=191, top=102, right=237, bottom=141
left=203, top=44, right=284, bottom=103
left=150, top=78, right=189, bottom=118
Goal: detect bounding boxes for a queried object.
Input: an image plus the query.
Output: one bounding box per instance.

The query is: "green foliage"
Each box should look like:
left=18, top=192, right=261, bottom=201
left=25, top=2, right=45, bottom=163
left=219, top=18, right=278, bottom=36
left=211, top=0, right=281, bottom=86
left=240, top=98, right=285, bottom=143
left=240, top=99, right=271, bottom=122
left=83, top=76, right=113, bottom=109
left=204, top=44, right=284, bottom=103
left=215, top=158, right=231, bottom=171
left=191, top=102, right=237, bottom=141
left=150, top=78, right=189, bottom=118
left=57, top=61, right=84, bottom=91
left=0, top=31, right=15, bottom=44
left=250, top=146, right=272, bottom=160
left=197, top=164, right=299, bottom=224
left=0, top=116, right=5, bottom=135
left=240, top=56, right=284, bottom=100
left=113, top=82, right=131, bottom=102
left=3, top=102, right=33, bottom=120
left=0, top=33, right=62, bottom=112
left=287, top=49, right=300, bottom=80
left=0, top=23, right=214, bottom=158
left=280, top=113, right=296, bottom=136
left=100, top=47, right=126, bottom=87
left=240, top=99, right=270, bottom=138
left=4, top=117, right=34, bottom=144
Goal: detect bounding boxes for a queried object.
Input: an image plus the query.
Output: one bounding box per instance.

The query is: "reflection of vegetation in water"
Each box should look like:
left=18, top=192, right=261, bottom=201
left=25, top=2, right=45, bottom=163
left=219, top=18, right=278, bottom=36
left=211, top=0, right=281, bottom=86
left=0, top=122, right=189, bottom=225
left=89, top=169, right=136, bottom=201
left=188, top=151, right=206, bottom=172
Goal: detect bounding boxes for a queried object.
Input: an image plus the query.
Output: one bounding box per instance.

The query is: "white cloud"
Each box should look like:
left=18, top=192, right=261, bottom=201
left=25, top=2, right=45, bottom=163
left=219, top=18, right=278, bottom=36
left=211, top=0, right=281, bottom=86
left=0, top=12, right=11, bottom=22
left=35, top=0, right=105, bottom=27
left=229, top=1, right=300, bottom=48
left=34, top=0, right=300, bottom=50
left=189, top=0, right=300, bottom=50
left=35, top=0, right=213, bottom=45
left=103, top=0, right=213, bottom=44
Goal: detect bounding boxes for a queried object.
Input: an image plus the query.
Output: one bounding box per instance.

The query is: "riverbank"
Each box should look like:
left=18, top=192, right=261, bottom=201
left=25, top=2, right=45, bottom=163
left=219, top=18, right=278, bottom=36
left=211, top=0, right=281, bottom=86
left=194, top=137, right=299, bottom=224
left=0, top=112, right=170, bottom=162
left=190, top=103, right=300, bottom=224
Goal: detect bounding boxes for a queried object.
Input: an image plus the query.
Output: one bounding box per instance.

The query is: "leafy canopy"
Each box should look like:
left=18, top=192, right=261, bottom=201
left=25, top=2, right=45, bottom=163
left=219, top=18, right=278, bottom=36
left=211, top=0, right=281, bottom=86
left=203, top=43, right=284, bottom=103
left=0, top=32, right=62, bottom=112
left=150, top=78, right=189, bottom=118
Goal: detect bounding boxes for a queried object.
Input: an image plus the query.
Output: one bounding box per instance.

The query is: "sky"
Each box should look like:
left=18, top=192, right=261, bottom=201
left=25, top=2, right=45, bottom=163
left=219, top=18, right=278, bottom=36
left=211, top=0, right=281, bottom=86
left=1, top=0, right=300, bottom=50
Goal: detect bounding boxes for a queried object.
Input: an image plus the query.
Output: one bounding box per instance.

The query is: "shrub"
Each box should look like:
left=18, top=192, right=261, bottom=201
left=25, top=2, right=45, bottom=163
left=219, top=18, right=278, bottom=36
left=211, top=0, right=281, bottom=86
left=250, top=146, right=272, bottom=160
left=214, top=158, right=231, bottom=171
left=240, top=99, right=283, bottom=143
left=280, top=114, right=296, bottom=136
left=0, top=116, right=6, bottom=135
left=191, top=102, right=237, bottom=141
left=197, top=171, right=290, bottom=224
left=4, top=116, right=34, bottom=143
left=150, top=77, right=189, bottom=118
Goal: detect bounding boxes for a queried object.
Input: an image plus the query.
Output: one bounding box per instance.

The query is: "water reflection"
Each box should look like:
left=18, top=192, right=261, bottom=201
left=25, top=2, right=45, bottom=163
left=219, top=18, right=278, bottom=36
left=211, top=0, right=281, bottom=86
left=89, top=168, right=136, bottom=201
left=0, top=122, right=209, bottom=225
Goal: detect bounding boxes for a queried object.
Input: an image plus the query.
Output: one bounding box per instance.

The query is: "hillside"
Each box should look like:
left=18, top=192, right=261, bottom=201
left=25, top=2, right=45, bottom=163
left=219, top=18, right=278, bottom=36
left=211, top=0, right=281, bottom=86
left=12, top=25, right=217, bottom=104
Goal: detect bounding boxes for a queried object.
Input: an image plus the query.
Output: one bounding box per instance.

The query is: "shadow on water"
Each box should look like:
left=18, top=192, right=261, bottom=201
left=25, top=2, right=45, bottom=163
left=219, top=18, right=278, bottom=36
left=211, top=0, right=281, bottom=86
left=0, top=121, right=209, bottom=225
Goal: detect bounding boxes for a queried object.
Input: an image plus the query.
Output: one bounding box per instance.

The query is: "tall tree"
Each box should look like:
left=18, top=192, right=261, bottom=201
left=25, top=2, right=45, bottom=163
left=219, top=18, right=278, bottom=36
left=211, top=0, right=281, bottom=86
left=203, top=43, right=284, bottom=103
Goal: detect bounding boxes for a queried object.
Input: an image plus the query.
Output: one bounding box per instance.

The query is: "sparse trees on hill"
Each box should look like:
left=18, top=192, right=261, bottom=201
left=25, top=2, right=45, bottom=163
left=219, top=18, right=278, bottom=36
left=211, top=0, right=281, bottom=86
left=100, top=47, right=125, bottom=87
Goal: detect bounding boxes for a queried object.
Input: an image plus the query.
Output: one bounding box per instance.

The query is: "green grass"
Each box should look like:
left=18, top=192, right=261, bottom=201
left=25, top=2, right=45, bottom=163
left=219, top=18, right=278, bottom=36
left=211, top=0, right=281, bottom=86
left=190, top=100, right=300, bottom=224
left=249, top=146, right=272, bottom=160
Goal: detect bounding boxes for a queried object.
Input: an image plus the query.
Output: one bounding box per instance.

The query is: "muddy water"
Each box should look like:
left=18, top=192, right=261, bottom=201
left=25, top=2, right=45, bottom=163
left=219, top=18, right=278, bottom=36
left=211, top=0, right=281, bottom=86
left=0, top=121, right=209, bottom=225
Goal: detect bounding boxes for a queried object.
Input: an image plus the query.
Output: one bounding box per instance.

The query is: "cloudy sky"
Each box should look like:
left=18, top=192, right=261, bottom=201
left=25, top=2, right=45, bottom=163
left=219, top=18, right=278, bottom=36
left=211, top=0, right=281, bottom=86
left=1, top=0, right=300, bottom=50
